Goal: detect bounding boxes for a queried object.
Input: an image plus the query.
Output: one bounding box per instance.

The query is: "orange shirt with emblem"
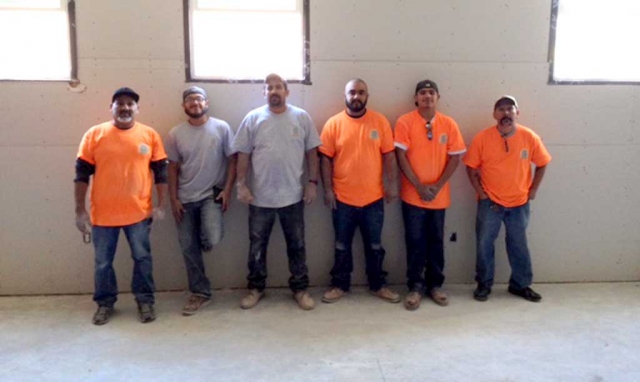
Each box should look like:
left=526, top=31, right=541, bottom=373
left=394, top=110, right=467, bottom=209
left=319, top=110, right=395, bottom=207
left=463, top=124, right=551, bottom=208
left=77, top=121, right=167, bottom=226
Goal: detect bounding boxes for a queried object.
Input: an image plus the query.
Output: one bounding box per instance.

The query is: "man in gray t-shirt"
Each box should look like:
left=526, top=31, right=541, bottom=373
left=232, top=73, right=321, bottom=311
left=165, top=86, right=236, bottom=316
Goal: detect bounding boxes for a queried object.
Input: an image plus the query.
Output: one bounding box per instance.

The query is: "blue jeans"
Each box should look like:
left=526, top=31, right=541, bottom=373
left=92, top=218, right=155, bottom=307
left=247, top=201, right=309, bottom=292
left=402, top=202, right=445, bottom=294
left=475, top=199, right=533, bottom=290
left=330, top=199, right=388, bottom=291
left=177, top=195, right=223, bottom=298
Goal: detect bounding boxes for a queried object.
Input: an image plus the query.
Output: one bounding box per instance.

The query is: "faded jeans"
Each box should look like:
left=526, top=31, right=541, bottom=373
left=92, top=218, right=154, bottom=307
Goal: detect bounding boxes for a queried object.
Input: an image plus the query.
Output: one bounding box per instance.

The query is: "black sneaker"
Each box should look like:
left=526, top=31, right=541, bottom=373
left=137, top=303, right=156, bottom=323
left=473, top=285, right=491, bottom=301
left=92, top=306, right=114, bottom=325
left=508, top=286, right=542, bottom=303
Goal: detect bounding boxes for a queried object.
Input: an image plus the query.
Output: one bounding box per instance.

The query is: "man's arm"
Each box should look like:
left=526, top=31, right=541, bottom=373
left=74, top=181, right=91, bottom=234
left=236, top=152, right=253, bottom=205
left=150, top=159, right=168, bottom=221
left=426, top=154, right=461, bottom=199
left=168, top=161, right=183, bottom=223
left=383, top=151, right=398, bottom=203
left=465, top=166, right=488, bottom=199
left=218, top=153, right=238, bottom=211
left=320, top=154, right=336, bottom=209
left=303, top=148, right=319, bottom=205
left=528, top=165, right=547, bottom=201
left=396, top=147, right=433, bottom=201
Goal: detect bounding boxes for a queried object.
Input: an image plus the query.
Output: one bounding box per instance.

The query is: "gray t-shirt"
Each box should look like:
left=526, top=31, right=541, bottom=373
left=231, top=104, right=321, bottom=208
left=164, top=117, right=234, bottom=203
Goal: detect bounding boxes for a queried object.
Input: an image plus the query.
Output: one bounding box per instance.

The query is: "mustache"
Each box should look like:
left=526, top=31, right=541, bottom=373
left=500, top=117, right=513, bottom=124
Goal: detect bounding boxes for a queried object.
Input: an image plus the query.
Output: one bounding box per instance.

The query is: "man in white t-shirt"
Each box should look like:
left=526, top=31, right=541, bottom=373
left=232, top=74, right=321, bottom=311
left=165, top=86, right=236, bottom=316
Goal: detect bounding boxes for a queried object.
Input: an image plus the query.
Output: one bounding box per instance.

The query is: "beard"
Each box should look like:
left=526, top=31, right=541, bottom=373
left=115, top=112, right=133, bottom=124
left=268, top=95, right=284, bottom=108
left=345, top=98, right=367, bottom=113
left=185, top=106, right=209, bottom=119
left=499, top=117, right=513, bottom=125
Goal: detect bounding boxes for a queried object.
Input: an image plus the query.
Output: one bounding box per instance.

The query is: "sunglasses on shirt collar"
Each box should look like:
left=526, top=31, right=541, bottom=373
left=425, top=121, right=433, bottom=140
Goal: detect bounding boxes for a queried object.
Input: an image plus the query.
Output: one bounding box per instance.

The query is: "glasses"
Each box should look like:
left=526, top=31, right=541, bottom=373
left=425, top=121, right=433, bottom=140
left=185, top=96, right=206, bottom=104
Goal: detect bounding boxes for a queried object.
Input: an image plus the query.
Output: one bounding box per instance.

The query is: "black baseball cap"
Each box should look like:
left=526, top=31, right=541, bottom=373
left=415, top=80, right=439, bottom=94
left=112, top=87, right=140, bottom=103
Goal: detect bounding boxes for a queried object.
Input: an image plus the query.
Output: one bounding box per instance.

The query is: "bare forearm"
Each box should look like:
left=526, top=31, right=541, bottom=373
left=320, top=155, right=333, bottom=190
left=435, top=154, right=461, bottom=188
left=530, top=165, right=547, bottom=192
left=466, top=166, right=487, bottom=198
left=383, top=151, right=398, bottom=187
left=306, top=148, right=319, bottom=181
left=74, top=182, right=89, bottom=213
left=224, top=154, right=238, bottom=194
left=236, top=153, right=250, bottom=186
left=396, top=148, right=421, bottom=189
left=155, top=184, right=168, bottom=208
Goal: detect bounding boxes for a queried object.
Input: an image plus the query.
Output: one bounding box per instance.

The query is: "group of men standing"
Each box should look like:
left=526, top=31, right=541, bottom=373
left=74, top=74, right=551, bottom=325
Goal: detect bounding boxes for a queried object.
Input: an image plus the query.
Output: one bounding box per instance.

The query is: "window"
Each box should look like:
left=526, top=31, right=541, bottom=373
left=549, top=0, right=640, bottom=84
left=0, top=0, right=76, bottom=81
left=184, top=0, right=310, bottom=83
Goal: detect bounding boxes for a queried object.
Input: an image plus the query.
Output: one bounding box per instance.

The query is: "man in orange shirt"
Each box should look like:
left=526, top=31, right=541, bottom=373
left=464, top=96, right=551, bottom=303
left=74, top=87, right=168, bottom=325
left=395, top=80, right=466, bottom=310
left=319, top=79, right=400, bottom=304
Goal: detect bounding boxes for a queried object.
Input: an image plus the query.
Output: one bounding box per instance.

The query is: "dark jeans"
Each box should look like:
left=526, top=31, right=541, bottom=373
left=402, top=202, right=446, bottom=294
left=247, top=201, right=309, bottom=292
left=330, top=199, right=388, bottom=292
left=177, top=195, right=223, bottom=298
left=475, top=199, right=533, bottom=290
left=92, top=218, right=155, bottom=307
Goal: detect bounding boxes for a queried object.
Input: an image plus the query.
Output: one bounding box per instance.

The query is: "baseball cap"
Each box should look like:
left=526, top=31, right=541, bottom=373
left=112, top=87, right=139, bottom=103
left=183, top=86, right=207, bottom=101
left=494, top=95, right=518, bottom=110
left=415, top=80, right=439, bottom=94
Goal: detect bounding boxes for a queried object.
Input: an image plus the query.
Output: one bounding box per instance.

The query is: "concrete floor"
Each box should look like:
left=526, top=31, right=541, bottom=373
left=1, top=283, right=639, bottom=382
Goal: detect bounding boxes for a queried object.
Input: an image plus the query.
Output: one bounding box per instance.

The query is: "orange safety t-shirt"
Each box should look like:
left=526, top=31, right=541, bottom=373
left=463, top=124, right=552, bottom=208
left=77, top=121, right=167, bottom=226
left=394, top=110, right=467, bottom=209
left=319, top=110, right=395, bottom=207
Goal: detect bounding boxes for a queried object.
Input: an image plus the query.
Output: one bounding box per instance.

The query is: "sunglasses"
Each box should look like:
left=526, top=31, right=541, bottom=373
left=425, top=121, right=433, bottom=140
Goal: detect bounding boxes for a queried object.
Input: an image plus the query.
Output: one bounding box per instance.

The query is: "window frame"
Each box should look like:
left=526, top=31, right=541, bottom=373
left=548, top=0, right=640, bottom=85
left=182, top=0, right=311, bottom=85
left=0, top=0, right=78, bottom=83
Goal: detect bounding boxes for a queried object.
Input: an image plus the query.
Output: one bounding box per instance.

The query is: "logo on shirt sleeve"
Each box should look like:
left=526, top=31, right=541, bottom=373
left=370, top=130, right=379, bottom=140
left=139, top=143, right=150, bottom=155
left=520, top=149, right=529, bottom=159
left=439, top=134, right=448, bottom=144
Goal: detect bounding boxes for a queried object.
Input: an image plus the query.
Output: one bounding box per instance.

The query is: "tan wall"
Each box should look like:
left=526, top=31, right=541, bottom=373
left=1, top=0, right=638, bottom=295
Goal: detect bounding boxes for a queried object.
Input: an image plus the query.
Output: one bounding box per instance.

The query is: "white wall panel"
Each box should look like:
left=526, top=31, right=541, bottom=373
left=0, top=0, right=638, bottom=294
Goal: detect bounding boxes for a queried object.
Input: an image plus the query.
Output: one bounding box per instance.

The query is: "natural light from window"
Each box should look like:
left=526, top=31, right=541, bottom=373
left=0, top=0, right=72, bottom=81
left=552, top=0, right=640, bottom=82
left=190, top=0, right=305, bottom=81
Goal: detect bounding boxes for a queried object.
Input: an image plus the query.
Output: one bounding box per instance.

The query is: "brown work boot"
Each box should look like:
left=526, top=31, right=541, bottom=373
left=322, top=287, right=347, bottom=303
left=293, top=290, right=315, bottom=310
left=429, top=287, right=449, bottom=306
left=240, top=289, right=264, bottom=309
left=370, top=287, right=401, bottom=303
left=404, top=291, right=422, bottom=311
left=182, top=294, right=211, bottom=316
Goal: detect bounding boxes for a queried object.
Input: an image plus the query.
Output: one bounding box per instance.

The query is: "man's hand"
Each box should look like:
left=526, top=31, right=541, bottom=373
left=75, top=210, right=91, bottom=234
left=384, top=187, right=398, bottom=203
left=416, top=184, right=435, bottom=201
left=528, top=188, right=537, bottom=201
left=324, top=188, right=337, bottom=210
left=303, top=183, right=317, bottom=205
left=171, top=199, right=184, bottom=223
left=217, top=190, right=231, bottom=212
left=152, top=207, right=166, bottom=223
left=237, top=183, right=254, bottom=205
